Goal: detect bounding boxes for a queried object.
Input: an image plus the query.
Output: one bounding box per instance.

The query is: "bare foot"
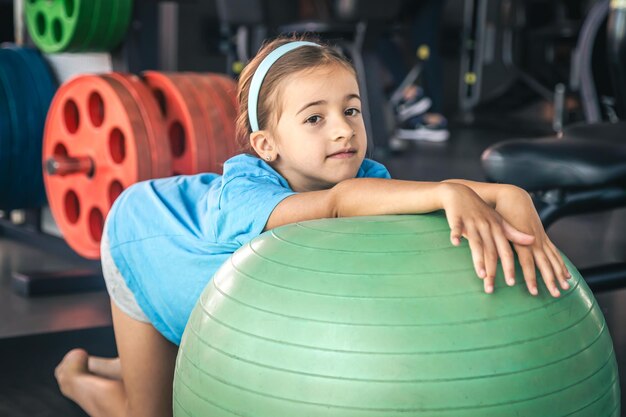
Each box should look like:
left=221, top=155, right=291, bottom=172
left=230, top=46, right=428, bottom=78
left=55, top=348, right=89, bottom=398
left=88, top=356, right=122, bottom=380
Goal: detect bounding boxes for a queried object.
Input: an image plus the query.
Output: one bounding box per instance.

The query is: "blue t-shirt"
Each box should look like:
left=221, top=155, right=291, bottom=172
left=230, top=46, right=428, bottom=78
left=107, top=153, right=391, bottom=344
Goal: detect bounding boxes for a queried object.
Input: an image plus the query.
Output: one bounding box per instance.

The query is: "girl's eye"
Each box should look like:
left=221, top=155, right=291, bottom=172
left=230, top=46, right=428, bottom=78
left=345, top=108, right=361, bottom=116
left=306, top=115, right=322, bottom=124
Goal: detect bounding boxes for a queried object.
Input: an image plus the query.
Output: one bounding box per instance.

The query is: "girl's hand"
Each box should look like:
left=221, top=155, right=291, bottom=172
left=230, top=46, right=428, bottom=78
left=494, top=185, right=571, bottom=297
left=440, top=183, right=536, bottom=294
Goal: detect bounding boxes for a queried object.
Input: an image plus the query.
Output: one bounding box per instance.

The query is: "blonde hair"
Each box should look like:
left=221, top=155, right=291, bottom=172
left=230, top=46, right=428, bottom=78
left=235, top=35, right=356, bottom=154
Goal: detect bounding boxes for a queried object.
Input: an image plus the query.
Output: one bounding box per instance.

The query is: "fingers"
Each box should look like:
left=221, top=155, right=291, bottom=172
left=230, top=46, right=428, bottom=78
left=544, top=243, right=570, bottom=291
left=465, top=219, right=518, bottom=294
left=534, top=251, right=561, bottom=297
left=449, top=219, right=463, bottom=246
left=471, top=220, right=511, bottom=294
left=477, top=222, right=499, bottom=294
left=502, top=220, right=535, bottom=246
left=547, top=241, right=571, bottom=288
left=516, top=245, right=538, bottom=296
left=515, top=241, right=572, bottom=298
left=494, top=231, right=516, bottom=286
left=452, top=216, right=570, bottom=298
left=466, top=224, right=486, bottom=281
left=447, top=216, right=493, bottom=293
left=477, top=218, right=523, bottom=292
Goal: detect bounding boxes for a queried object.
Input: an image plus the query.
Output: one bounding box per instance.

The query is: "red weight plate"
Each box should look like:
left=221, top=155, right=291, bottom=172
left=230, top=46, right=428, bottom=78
left=104, top=73, right=172, bottom=178
left=196, top=74, right=238, bottom=157
left=202, top=74, right=240, bottom=157
left=143, top=71, right=212, bottom=175
left=43, top=75, right=152, bottom=259
left=184, top=73, right=232, bottom=174
left=207, top=73, right=238, bottom=113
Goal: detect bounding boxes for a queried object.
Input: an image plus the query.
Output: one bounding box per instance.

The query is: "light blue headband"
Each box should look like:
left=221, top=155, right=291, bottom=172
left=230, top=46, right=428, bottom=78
left=248, top=41, right=321, bottom=132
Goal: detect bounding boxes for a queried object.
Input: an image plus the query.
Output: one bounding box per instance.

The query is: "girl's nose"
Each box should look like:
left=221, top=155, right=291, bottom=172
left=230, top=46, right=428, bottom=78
left=332, top=119, right=355, bottom=142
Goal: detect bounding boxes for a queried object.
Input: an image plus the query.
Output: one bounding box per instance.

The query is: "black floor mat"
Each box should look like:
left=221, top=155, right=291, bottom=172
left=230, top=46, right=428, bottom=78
left=0, top=326, right=116, bottom=417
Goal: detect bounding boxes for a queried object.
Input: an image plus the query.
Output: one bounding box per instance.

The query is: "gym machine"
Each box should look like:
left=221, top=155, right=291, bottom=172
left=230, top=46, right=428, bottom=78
left=459, top=0, right=617, bottom=131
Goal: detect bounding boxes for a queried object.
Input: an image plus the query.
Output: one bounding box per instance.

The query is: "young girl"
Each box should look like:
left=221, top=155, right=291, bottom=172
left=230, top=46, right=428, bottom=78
left=54, top=36, right=570, bottom=417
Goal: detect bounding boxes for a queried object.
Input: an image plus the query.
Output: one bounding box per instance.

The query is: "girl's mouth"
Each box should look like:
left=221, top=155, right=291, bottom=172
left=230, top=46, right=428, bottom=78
left=328, top=148, right=357, bottom=159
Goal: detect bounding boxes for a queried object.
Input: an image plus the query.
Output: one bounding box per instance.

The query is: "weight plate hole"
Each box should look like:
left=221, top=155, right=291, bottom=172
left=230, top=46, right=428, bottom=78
left=152, top=88, right=167, bottom=117
left=108, top=181, right=124, bottom=205
left=64, top=190, right=80, bottom=224
left=64, top=0, right=75, bottom=18
left=53, top=143, right=68, bottom=157
left=109, top=128, right=126, bottom=164
left=35, top=12, right=46, bottom=37
left=52, top=18, right=62, bottom=43
left=169, top=121, right=186, bottom=158
left=88, top=208, right=104, bottom=243
left=88, top=92, right=105, bottom=128
left=64, top=99, right=80, bottom=134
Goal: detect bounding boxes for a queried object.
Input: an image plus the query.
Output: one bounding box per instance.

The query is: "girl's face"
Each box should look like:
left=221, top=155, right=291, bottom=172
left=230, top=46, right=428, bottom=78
left=269, top=64, right=367, bottom=192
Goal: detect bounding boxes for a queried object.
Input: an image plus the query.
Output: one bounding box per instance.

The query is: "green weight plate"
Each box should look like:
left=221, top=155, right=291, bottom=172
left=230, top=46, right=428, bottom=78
left=99, top=0, right=122, bottom=51
left=75, top=0, right=109, bottom=52
left=25, top=1, right=69, bottom=52
left=66, top=0, right=99, bottom=51
left=102, top=0, right=134, bottom=51
left=25, top=0, right=97, bottom=53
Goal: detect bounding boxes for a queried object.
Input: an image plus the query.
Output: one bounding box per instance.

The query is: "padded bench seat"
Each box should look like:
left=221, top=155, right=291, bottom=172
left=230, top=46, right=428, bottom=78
left=481, top=122, right=626, bottom=191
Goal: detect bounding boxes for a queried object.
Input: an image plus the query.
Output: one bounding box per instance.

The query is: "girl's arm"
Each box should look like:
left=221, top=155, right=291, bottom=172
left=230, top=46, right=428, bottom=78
left=266, top=178, right=449, bottom=229
left=265, top=178, right=564, bottom=295
left=441, top=178, right=510, bottom=207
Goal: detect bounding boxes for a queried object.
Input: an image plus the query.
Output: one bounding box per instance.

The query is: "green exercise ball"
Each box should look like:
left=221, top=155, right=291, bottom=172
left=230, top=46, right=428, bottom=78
left=174, top=213, right=620, bottom=417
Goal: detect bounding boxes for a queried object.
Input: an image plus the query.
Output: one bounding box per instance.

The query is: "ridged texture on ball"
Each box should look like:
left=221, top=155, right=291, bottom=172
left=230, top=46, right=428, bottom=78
left=174, top=213, right=620, bottom=417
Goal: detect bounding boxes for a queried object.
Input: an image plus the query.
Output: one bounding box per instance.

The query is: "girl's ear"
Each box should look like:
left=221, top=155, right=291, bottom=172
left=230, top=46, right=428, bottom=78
left=250, top=130, right=277, bottom=161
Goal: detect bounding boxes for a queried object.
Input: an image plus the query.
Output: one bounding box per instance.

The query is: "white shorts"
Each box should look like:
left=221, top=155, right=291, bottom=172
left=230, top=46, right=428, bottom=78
left=101, top=222, right=149, bottom=323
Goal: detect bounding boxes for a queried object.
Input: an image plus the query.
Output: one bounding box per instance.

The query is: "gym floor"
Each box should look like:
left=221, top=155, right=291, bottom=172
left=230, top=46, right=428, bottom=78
left=1, top=112, right=625, bottom=416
